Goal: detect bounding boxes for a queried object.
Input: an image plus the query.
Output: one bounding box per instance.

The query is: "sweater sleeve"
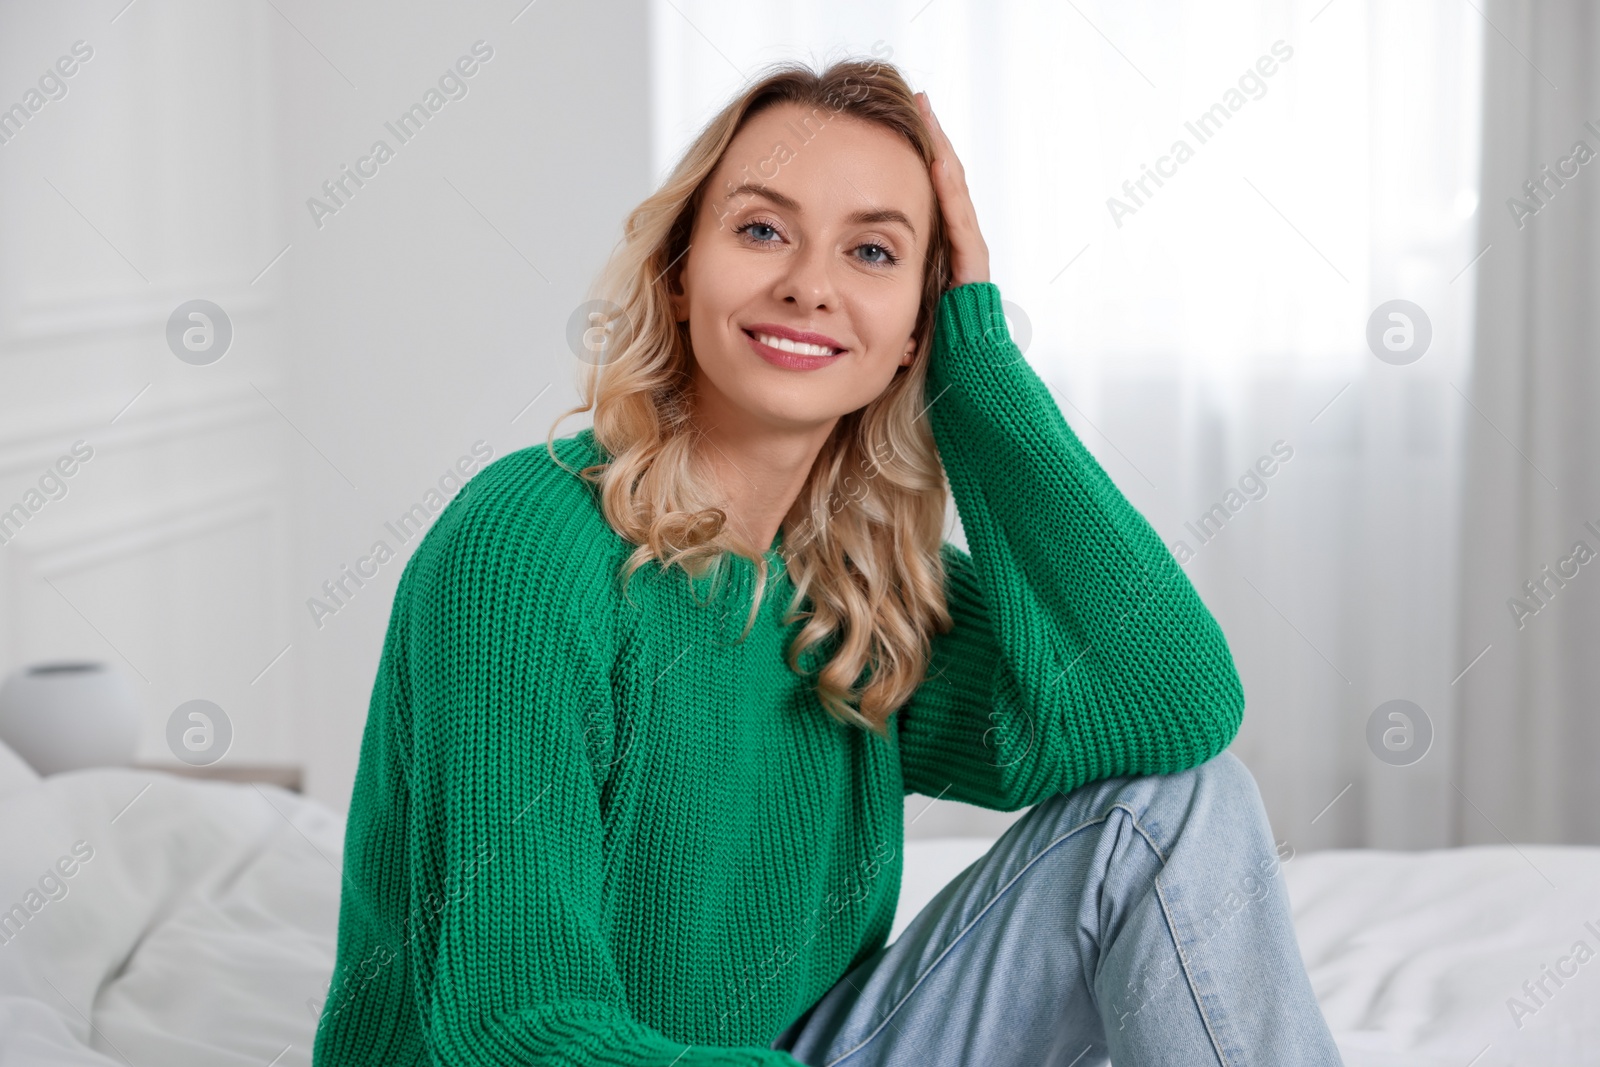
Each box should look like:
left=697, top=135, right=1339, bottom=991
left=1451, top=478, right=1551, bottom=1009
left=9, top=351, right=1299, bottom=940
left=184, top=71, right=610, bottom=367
left=896, top=282, right=1246, bottom=811
left=314, top=497, right=805, bottom=1065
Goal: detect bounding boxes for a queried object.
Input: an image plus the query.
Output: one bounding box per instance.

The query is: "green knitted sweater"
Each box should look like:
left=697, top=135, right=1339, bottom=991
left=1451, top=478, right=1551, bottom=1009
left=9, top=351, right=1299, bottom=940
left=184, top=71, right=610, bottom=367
left=311, top=282, right=1245, bottom=1065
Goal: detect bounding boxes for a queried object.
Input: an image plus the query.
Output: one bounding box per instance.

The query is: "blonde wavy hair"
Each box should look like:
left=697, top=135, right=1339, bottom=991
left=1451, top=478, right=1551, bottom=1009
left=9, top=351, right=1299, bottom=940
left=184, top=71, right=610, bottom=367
left=548, top=56, right=956, bottom=737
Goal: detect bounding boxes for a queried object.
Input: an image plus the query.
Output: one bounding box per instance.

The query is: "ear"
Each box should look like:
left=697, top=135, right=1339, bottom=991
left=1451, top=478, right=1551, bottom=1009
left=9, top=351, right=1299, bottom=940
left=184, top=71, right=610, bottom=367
left=665, top=253, right=694, bottom=322
left=668, top=272, right=688, bottom=323
left=898, top=336, right=916, bottom=367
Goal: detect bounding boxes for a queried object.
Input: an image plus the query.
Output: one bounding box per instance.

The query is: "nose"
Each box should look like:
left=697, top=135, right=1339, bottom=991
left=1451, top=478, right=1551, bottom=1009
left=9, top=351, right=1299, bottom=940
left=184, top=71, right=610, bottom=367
left=777, top=238, right=838, bottom=311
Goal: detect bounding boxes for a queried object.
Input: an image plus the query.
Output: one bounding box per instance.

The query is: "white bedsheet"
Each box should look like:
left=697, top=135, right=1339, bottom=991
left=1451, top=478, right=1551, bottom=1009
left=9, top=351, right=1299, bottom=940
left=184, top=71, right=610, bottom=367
left=0, top=768, right=1596, bottom=1066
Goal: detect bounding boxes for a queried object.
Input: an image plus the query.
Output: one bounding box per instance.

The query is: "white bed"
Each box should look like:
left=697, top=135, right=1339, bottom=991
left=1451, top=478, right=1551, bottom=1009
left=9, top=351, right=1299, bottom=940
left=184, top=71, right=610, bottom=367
left=0, top=757, right=1596, bottom=1066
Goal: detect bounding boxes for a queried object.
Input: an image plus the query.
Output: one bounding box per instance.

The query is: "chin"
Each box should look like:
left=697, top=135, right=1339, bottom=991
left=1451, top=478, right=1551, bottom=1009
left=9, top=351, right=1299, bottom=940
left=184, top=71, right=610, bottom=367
left=748, top=401, right=845, bottom=431
left=700, top=358, right=873, bottom=430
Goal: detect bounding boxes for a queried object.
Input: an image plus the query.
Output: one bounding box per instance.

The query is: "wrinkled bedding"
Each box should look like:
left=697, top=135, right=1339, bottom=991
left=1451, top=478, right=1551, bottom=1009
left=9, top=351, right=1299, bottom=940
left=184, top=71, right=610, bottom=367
left=0, top=769, right=341, bottom=1066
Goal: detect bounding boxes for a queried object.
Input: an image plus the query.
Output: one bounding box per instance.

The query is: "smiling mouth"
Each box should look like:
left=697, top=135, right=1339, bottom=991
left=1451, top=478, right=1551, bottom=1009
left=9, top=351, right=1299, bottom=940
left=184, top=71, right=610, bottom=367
left=742, top=329, right=846, bottom=357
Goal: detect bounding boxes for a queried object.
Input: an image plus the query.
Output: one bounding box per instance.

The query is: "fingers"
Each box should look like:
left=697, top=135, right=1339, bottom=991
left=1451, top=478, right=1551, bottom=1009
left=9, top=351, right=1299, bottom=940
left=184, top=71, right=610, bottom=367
left=915, top=92, right=958, bottom=178
left=917, top=96, right=972, bottom=221
left=915, top=90, right=991, bottom=287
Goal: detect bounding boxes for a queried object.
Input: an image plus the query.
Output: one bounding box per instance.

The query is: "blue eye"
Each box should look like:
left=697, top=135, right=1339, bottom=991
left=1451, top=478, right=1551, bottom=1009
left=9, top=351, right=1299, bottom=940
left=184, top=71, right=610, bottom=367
left=735, top=220, right=781, bottom=243
left=857, top=243, right=899, bottom=266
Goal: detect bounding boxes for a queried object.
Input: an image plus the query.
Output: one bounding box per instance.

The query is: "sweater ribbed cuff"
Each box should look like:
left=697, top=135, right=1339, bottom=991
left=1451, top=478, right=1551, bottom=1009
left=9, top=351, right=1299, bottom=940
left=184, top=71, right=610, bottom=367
left=927, top=281, right=1049, bottom=439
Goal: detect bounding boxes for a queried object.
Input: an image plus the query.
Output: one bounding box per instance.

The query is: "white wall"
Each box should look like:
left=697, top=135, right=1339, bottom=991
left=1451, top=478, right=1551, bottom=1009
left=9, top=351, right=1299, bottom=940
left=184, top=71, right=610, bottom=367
left=278, top=0, right=654, bottom=810
left=0, top=0, right=654, bottom=814
left=0, top=2, right=295, bottom=780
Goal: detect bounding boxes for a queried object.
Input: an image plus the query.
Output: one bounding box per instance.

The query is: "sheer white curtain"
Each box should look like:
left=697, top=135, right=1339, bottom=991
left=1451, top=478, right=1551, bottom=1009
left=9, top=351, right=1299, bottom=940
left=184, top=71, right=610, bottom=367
left=1459, top=0, right=1600, bottom=847
left=650, top=0, right=1484, bottom=849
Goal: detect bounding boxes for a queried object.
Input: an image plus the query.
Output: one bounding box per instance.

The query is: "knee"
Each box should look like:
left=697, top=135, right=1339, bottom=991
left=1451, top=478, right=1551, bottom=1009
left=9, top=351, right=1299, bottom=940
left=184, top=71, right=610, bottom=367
left=1191, top=748, right=1258, bottom=795
left=1169, top=749, right=1262, bottom=811
left=1028, top=751, right=1265, bottom=847
left=1130, top=749, right=1268, bottom=847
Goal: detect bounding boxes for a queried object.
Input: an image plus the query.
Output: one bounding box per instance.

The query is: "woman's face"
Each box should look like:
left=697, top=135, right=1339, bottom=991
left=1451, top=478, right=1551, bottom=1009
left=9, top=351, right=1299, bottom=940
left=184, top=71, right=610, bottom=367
left=670, top=101, right=934, bottom=436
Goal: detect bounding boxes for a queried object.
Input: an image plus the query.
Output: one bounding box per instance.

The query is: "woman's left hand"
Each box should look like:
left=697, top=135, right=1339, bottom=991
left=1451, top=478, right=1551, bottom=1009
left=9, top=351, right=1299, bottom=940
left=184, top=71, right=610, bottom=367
left=915, top=91, right=990, bottom=289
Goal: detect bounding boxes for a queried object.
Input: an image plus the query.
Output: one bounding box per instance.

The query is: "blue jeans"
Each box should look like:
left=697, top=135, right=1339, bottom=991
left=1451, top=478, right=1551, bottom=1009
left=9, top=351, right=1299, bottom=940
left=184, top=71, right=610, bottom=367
left=769, top=752, right=1344, bottom=1066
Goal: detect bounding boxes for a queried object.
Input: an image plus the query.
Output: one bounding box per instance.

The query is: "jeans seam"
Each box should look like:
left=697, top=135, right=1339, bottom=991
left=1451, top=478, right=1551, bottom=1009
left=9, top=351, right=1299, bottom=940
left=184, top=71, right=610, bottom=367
left=823, top=797, right=1145, bottom=1067
left=1146, top=814, right=1234, bottom=1067
left=1120, top=800, right=1169, bottom=865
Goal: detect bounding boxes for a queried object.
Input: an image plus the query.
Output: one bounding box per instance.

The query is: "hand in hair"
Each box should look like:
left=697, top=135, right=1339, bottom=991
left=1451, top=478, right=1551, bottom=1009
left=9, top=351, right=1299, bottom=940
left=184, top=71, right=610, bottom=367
left=915, top=90, right=991, bottom=289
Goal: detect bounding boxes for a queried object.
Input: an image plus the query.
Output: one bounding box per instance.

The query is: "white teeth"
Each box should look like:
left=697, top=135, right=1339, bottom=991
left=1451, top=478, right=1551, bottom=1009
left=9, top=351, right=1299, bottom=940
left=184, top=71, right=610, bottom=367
left=754, top=332, right=836, bottom=357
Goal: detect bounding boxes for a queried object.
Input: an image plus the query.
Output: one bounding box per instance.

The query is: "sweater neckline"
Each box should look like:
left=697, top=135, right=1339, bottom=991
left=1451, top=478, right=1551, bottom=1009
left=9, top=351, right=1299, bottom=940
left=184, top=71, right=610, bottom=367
left=721, top=525, right=790, bottom=602
left=571, top=425, right=789, bottom=586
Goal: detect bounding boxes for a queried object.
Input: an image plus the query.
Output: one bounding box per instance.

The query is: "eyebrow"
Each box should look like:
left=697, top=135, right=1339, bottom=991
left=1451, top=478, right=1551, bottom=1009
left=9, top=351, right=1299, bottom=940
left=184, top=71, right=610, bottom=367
left=722, top=182, right=918, bottom=240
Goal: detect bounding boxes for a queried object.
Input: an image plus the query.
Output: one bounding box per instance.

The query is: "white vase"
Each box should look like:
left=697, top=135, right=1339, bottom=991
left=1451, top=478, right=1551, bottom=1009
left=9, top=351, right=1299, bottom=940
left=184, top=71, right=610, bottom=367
left=0, top=661, right=141, bottom=775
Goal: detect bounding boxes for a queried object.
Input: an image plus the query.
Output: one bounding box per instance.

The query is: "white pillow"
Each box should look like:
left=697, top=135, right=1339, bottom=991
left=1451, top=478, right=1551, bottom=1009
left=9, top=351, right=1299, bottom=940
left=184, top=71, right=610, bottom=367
left=0, top=734, right=42, bottom=799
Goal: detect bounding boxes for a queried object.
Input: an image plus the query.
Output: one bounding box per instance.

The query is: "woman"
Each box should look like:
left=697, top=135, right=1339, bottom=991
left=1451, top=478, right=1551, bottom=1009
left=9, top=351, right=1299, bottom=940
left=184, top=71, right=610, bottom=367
left=311, top=58, right=1344, bottom=1066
